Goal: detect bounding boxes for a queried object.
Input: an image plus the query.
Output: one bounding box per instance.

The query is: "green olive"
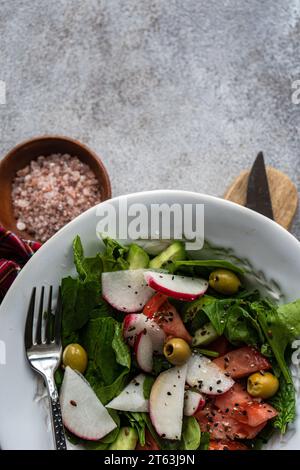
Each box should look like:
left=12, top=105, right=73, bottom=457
left=247, top=372, right=279, bottom=399
left=63, top=343, right=88, bottom=374
left=209, top=269, right=241, bottom=295
left=163, top=338, right=191, bottom=365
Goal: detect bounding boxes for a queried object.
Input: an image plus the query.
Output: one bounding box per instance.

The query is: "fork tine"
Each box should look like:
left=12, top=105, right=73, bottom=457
left=35, top=286, right=45, bottom=344
left=25, top=287, right=36, bottom=349
left=54, top=287, right=62, bottom=345
left=45, top=286, right=53, bottom=344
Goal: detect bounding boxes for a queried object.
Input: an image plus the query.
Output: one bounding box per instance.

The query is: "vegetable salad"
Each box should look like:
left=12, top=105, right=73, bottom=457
left=57, top=236, right=300, bottom=450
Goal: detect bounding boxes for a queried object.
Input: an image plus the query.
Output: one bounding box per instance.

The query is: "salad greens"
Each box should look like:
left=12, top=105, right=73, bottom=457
left=59, top=235, right=300, bottom=451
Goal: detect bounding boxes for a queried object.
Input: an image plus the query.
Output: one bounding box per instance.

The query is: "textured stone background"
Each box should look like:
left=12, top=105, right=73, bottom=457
left=1, top=0, right=300, bottom=237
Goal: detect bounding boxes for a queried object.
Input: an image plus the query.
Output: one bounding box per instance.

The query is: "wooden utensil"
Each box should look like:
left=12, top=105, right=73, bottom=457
left=224, top=166, right=298, bottom=230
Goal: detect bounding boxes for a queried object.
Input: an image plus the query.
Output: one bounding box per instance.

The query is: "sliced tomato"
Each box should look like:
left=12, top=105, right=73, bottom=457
left=209, top=440, right=248, bottom=451
left=143, top=293, right=192, bottom=344
left=207, top=336, right=233, bottom=356
left=195, top=403, right=266, bottom=440
left=215, top=383, right=277, bottom=427
left=143, top=292, right=168, bottom=315
left=135, top=431, right=160, bottom=450
left=213, top=346, right=271, bottom=378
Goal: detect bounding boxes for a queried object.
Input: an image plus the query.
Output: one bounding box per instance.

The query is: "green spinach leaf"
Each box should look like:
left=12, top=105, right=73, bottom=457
left=181, top=417, right=201, bottom=450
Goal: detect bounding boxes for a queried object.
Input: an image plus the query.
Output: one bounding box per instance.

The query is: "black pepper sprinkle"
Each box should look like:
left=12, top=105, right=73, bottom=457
left=135, top=383, right=140, bottom=387
left=216, top=380, right=221, bottom=384
left=128, top=285, right=131, bottom=288
left=70, top=400, right=77, bottom=407
left=209, top=386, right=213, bottom=391
left=135, top=291, right=138, bottom=295
left=225, top=408, right=229, bottom=413
left=167, top=392, right=172, bottom=396
left=217, top=390, right=222, bottom=394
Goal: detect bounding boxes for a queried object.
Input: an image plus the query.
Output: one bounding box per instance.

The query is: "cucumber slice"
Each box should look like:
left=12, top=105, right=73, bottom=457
left=149, top=241, right=186, bottom=269
left=127, top=244, right=149, bottom=269
left=108, top=427, right=138, bottom=450
left=192, top=322, right=219, bottom=347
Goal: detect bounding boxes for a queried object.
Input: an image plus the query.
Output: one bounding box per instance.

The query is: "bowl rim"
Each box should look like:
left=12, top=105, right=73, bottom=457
left=2, top=188, right=300, bottom=302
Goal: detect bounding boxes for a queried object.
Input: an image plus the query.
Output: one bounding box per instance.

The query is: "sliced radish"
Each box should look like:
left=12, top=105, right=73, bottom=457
left=60, top=367, right=117, bottom=440
left=186, top=354, right=234, bottom=395
left=184, top=390, right=205, bottom=416
left=149, top=364, right=187, bottom=440
left=106, top=374, right=149, bottom=412
left=102, top=269, right=155, bottom=312
left=134, top=332, right=153, bottom=373
left=123, top=313, right=165, bottom=352
left=144, top=271, right=208, bottom=301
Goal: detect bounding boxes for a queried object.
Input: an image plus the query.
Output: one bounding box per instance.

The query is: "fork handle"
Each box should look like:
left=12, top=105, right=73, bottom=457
left=49, top=396, right=67, bottom=450
left=46, top=377, right=67, bottom=450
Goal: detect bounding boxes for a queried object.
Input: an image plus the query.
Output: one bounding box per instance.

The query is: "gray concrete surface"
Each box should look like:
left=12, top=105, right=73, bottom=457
left=1, top=0, right=300, bottom=237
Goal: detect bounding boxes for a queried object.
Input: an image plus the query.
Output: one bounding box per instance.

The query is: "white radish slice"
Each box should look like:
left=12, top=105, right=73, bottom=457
left=184, top=390, right=205, bottom=416
left=144, top=271, right=208, bottom=301
left=149, top=364, right=187, bottom=440
left=123, top=313, right=165, bottom=352
left=102, top=269, right=155, bottom=312
left=60, top=367, right=117, bottom=441
left=134, top=332, right=153, bottom=373
left=106, top=374, right=149, bottom=412
left=186, top=354, right=234, bottom=395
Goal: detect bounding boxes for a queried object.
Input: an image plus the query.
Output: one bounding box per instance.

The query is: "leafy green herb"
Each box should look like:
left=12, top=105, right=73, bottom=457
left=201, top=299, right=235, bottom=335
left=196, top=348, right=219, bottom=358
left=123, top=412, right=146, bottom=446
left=198, top=431, right=210, bottom=450
left=100, top=237, right=129, bottom=272
left=73, top=235, right=103, bottom=282
left=174, top=259, right=244, bottom=274
left=152, top=355, right=173, bottom=375
left=143, top=376, right=155, bottom=399
left=61, top=276, right=100, bottom=346
left=81, top=317, right=131, bottom=404
left=181, top=417, right=201, bottom=450
left=252, top=300, right=299, bottom=382
left=182, top=295, right=215, bottom=323
left=269, top=377, right=296, bottom=434
left=224, top=304, right=264, bottom=346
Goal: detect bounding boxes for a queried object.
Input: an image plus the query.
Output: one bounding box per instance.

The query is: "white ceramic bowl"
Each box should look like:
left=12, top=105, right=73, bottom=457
left=0, top=190, right=300, bottom=449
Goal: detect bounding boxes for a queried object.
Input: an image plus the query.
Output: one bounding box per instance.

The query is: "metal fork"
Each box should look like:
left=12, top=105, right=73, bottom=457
left=25, top=286, right=67, bottom=450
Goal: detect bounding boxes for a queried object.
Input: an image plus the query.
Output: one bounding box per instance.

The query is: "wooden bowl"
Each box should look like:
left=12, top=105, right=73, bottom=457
left=0, top=135, right=112, bottom=241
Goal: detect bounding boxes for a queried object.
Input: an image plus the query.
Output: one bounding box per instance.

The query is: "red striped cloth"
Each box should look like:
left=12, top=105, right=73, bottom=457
left=0, top=226, right=41, bottom=301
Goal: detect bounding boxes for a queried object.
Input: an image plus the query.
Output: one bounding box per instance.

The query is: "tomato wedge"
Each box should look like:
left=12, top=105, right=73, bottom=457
left=215, top=383, right=278, bottom=427
left=209, top=440, right=248, bottom=451
left=195, top=403, right=267, bottom=440
left=135, top=431, right=160, bottom=450
left=143, top=293, right=192, bottom=344
left=213, top=346, right=271, bottom=378
left=207, top=336, right=233, bottom=356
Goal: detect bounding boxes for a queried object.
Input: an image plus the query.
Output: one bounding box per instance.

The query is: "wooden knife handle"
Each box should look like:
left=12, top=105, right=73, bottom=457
left=224, top=166, right=298, bottom=230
